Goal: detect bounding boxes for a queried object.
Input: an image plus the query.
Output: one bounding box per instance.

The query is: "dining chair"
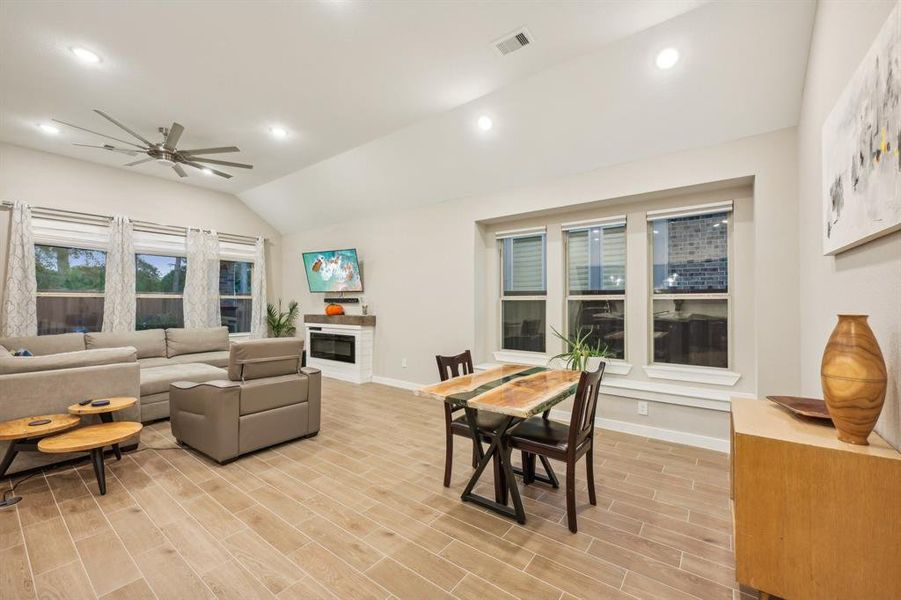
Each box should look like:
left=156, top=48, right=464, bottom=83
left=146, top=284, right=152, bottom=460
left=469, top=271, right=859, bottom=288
left=507, top=362, right=605, bottom=532
left=436, top=351, right=507, bottom=487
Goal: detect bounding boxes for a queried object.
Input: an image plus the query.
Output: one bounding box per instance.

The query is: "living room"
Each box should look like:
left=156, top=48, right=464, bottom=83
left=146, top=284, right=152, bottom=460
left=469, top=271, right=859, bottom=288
left=1, top=2, right=899, bottom=599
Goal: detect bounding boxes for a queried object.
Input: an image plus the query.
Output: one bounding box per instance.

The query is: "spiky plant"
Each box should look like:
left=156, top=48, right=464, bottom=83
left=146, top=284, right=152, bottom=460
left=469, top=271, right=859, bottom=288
left=549, top=325, right=613, bottom=371
left=266, top=300, right=299, bottom=337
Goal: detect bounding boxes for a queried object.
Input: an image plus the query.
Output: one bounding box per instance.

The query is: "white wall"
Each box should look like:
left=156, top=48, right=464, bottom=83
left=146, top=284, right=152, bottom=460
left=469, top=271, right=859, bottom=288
left=797, top=1, right=901, bottom=449
left=0, top=142, right=281, bottom=301
left=281, top=127, right=800, bottom=447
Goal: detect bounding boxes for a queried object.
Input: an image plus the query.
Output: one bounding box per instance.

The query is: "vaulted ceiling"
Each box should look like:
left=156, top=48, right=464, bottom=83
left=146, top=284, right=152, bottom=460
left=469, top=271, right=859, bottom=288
left=1, top=1, right=815, bottom=234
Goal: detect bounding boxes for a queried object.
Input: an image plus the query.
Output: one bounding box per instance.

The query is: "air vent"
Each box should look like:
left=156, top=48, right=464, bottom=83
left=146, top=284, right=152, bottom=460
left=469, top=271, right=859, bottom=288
left=493, top=28, right=532, bottom=56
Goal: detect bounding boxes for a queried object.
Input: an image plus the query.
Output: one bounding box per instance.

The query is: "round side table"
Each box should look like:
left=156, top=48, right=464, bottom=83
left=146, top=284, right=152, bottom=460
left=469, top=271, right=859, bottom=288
left=68, top=397, right=138, bottom=461
left=39, top=422, right=143, bottom=496
left=0, top=414, right=81, bottom=505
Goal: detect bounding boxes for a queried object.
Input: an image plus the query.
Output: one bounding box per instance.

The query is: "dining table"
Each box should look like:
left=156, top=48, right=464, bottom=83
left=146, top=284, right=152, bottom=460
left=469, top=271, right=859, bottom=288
left=416, top=364, right=580, bottom=524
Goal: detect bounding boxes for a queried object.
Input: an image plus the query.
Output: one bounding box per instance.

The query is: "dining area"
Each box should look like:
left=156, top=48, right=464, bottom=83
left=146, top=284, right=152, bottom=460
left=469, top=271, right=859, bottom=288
left=416, top=352, right=605, bottom=533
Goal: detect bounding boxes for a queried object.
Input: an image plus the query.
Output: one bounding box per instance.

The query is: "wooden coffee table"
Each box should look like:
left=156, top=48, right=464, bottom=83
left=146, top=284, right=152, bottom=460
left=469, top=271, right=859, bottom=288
left=0, top=413, right=81, bottom=479
left=39, top=422, right=143, bottom=495
left=67, top=397, right=137, bottom=460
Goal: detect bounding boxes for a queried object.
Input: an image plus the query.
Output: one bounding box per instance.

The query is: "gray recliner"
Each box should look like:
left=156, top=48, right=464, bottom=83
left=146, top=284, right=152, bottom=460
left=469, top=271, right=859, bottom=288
left=169, top=338, right=320, bottom=463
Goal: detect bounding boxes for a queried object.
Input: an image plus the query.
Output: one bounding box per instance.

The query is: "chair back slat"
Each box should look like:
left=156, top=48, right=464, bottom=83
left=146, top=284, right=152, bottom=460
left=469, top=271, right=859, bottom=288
left=568, top=362, right=605, bottom=448
left=435, top=350, right=474, bottom=382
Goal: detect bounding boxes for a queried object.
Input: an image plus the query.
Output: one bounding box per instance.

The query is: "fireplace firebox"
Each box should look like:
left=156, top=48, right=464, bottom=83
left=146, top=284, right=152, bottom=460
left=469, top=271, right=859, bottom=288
left=309, top=330, right=356, bottom=364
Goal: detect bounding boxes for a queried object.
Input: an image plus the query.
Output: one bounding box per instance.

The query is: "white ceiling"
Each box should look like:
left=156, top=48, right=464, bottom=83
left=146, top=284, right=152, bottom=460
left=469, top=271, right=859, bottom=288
left=241, top=0, right=816, bottom=233
left=0, top=0, right=703, bottom=193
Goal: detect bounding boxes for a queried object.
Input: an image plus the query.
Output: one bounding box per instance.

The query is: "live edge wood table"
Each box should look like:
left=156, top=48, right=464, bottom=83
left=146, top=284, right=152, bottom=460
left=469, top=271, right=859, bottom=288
left=0, top=414, right=81, bottom=479
left=417, top=364, right=580, bottom=524
left=39, top=421, right=143, bottom=495
left=731, top=397, right=901, bottom=600
left=67, top=396, right=137, bottom=460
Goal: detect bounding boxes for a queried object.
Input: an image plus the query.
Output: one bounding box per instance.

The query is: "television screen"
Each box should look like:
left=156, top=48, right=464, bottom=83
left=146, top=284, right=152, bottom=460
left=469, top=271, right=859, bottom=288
left=302, top=248, right=363, bottom=293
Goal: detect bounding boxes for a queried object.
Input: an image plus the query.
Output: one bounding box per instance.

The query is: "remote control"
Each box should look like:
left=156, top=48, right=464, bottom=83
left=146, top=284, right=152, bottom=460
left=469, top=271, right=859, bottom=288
left=91, top=399, right=110, bottom=407
left=79, top=399, right=92, bottom=406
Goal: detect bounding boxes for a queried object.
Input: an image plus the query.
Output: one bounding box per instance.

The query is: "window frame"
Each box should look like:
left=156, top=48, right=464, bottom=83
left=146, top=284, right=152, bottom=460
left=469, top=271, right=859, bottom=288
left=218, top=259, right=254, bottom=334
left=646, top=207, right=733, bottom=370
left=34, top=243, right=108, bottom=334
left=563, top=221, right=628, bottom=361
left=498, top=230, right=547, bottom=354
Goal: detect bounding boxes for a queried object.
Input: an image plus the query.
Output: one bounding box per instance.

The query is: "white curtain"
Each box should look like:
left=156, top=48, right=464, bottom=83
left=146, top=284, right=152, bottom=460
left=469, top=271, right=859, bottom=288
left=0, top=202, right=37, bottom=336
left=250, top=236, right=268, bottom=338
left=183, top=228, right=221, bottom=328
left=102, top=216, right=136, bottom=332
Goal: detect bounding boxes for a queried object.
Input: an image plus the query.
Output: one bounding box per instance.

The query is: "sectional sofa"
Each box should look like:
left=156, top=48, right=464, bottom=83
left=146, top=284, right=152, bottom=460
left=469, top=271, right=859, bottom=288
left=0, top=327, right=278, bottom=474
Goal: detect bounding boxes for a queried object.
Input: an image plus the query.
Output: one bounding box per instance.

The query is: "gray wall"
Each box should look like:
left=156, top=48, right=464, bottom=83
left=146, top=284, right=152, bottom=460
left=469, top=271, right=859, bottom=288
left=797, top=0, right=901, bottom=450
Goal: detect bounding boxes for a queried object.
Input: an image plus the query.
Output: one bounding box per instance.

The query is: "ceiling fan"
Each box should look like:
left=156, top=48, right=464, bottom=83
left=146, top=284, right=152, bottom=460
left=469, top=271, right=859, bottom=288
left=53, top=110, right=253, bottom=179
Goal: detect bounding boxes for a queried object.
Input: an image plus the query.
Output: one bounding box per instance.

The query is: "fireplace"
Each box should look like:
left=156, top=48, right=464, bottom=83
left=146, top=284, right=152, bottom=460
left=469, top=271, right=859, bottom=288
left=309, top=329, right=356, bottom=364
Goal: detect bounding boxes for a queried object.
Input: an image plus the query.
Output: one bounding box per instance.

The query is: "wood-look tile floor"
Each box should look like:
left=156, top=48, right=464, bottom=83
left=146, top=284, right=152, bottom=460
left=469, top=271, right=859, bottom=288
left=1, top=378, right=752, bottom=600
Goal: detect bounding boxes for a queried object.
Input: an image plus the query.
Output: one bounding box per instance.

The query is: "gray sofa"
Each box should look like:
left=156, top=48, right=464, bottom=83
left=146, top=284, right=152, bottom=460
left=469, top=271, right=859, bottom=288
left=0, top=326, right=272, bottom=475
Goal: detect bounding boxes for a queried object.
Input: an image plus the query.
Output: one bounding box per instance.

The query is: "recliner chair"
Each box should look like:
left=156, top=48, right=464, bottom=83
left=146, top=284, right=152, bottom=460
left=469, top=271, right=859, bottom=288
left=169, top=338, right=320, bottom=463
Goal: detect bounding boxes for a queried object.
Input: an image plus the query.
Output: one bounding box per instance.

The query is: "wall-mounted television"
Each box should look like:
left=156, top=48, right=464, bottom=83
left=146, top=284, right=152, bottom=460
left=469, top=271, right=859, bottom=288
left=302, top=248, right=363, bottom=293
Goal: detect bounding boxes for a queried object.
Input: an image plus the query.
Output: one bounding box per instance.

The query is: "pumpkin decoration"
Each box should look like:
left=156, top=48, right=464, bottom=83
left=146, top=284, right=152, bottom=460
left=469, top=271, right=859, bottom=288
left=325, top=303, right=345, bottom=316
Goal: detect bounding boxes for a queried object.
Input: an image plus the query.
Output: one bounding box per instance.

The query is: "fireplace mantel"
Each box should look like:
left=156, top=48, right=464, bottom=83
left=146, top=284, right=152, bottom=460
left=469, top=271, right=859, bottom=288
left=303, top=314, right=376, bottom=327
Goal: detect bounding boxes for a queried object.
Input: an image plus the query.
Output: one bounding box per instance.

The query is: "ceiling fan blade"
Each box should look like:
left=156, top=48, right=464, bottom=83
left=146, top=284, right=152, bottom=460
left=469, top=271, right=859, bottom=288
left=124, top=157, right=155, bottom=167
left=172, top=163, right=188, bottom=178
left=164, top=122, right=184, bottom=149
left=93, top=109, right=154, bottom=146
left=179, top=146, right=240, bottom=155
left=72, top=143, right=139, bottom=156
left=53, top=119, right=147, bottom=149
left=183, top=160, right=233, bottom=179
left=187, top=157, right=253, bottom=169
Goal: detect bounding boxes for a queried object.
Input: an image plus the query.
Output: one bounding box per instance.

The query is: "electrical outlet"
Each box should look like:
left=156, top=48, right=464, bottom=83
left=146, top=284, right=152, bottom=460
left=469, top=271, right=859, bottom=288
left=401, top=358, right=407, bottom=368
left=638, top=401, right=649, bottom=416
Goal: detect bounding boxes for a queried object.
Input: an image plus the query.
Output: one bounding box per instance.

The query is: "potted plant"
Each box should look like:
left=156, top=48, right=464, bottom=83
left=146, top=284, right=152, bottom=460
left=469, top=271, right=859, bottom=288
left=266, top=300, right=299, bottom=338
left=549, top=326, right=613, bottom=371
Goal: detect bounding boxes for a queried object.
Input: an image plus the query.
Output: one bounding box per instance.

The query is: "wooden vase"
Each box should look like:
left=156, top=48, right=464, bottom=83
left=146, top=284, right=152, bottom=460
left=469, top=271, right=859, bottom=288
left=820, top=314, right=887, bottom=445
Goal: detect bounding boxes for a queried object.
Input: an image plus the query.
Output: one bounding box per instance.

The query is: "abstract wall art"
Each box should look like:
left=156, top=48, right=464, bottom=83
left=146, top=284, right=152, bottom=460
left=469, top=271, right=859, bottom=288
left=822, top=0, right=901, bottom=255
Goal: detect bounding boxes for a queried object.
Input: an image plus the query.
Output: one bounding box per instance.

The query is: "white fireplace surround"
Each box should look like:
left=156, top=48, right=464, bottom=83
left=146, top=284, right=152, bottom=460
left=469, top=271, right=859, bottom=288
left=304, top=322, right=374, bottom=384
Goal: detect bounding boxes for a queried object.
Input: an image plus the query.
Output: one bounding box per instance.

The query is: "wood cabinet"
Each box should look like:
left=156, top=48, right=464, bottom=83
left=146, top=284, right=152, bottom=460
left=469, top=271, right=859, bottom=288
left=731, top=398, right=901, bottom=600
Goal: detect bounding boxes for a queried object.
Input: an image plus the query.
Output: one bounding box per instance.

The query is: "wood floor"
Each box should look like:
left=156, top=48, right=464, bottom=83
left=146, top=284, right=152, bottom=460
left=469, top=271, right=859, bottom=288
left=1, top=378, right=750, bottom=600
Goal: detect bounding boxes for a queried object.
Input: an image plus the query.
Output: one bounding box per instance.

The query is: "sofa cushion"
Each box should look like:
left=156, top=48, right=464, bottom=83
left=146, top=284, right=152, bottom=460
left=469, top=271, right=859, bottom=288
left=85, top=329, right=166, bottom=359
left=140, top=363, right=227, bottom=396
left=166, top=327, right=229, bottom=358
left=137, top=351, right=229, bottom=370
left=0, top=333, right=85, bottom=356
left=239, top=373, right=308, bottom=416
left=228, top=338, right=303, bottom=381
left=0, top=345, right=9, bottom=358
left=0, top=347, right=137, bottom=375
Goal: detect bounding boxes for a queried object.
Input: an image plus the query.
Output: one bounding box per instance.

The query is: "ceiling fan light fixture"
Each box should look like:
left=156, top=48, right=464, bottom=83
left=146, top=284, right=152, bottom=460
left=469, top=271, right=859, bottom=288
left=70, top=46, right=101, bottom=64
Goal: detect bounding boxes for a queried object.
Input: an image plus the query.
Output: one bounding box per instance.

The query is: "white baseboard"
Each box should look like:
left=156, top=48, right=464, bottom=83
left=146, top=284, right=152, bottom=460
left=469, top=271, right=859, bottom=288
left=370, top=375, right=421, bottom=391
left=354, top=375, right=730, bottom=453
left=550, top=409, right=729, bottom=453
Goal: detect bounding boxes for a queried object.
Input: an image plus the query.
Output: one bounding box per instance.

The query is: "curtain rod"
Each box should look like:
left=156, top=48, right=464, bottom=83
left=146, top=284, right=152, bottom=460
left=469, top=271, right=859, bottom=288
left=1, top=200, right=262, bottom=245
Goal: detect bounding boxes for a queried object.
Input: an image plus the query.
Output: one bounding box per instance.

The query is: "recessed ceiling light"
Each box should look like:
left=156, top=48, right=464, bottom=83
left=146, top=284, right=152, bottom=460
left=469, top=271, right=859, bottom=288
left=70, top=47, right=101, bottom=64
left=201, top=168, right=214, bottom=175
left=655, top=47, right=679, bottom=70
left=269, top=126, right=288, bottom=138
left=477, top=116, right=493, bottom=131
left=38, top=123, right=60, bottom=135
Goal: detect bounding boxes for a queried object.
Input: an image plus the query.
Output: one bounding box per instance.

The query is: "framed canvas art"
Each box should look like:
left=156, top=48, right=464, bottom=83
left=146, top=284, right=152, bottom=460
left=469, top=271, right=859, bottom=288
left=822, top=0, right=901, bottom=255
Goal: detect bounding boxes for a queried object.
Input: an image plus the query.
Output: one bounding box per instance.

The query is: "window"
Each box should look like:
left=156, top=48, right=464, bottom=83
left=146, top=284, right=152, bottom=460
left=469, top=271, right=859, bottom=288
left=500, top=232, right=546, bottom=352
left=219, top=260, right=253, bottom=333
left=136, top=254, right=186, bottom=330
left=565, top=220, right=626, bottom=359
left=649, top=209, right=730, bottom=368
left=35, top=244, right=106, bottom=334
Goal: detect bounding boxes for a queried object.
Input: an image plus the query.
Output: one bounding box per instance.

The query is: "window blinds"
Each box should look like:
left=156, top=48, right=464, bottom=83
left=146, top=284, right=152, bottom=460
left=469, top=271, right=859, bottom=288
left=502, top=234, right=546, bottom=294
left=646, top=201, right=733, bottom=221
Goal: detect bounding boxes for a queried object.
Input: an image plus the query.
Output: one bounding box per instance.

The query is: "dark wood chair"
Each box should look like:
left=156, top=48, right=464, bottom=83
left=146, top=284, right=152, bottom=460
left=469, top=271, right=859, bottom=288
left=507, top=362, right=605, bottom=532
left=436, top=351, right=507, bottom=487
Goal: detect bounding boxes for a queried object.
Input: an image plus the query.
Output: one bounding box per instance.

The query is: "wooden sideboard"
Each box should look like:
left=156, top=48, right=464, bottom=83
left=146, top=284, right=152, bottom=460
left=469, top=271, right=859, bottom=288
left=731, top=398, right=901, bottom=600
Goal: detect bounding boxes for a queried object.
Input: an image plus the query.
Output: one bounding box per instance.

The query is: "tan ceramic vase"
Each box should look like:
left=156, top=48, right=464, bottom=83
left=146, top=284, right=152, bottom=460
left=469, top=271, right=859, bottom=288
left=820, top=315, right=887, bottom=445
